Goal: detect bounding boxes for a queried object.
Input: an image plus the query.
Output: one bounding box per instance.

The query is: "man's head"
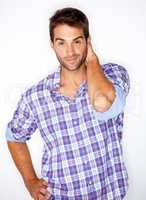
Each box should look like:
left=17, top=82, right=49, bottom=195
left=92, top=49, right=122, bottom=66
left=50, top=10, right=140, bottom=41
left=49, top=7, right=89, bottom=43
left=49, top=7, right=89, bottom=71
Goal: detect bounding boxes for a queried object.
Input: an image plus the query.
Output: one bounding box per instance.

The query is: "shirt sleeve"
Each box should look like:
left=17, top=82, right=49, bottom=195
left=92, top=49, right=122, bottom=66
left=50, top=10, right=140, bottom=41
left=6, top=94, right=38, bottom=142
left=93, top=63, right=130, bottom=120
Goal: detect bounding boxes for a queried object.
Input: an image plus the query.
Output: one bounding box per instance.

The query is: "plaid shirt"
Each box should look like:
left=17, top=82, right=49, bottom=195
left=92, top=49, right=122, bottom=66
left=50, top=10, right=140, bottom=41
left=6, top=63, right=130, bottom=200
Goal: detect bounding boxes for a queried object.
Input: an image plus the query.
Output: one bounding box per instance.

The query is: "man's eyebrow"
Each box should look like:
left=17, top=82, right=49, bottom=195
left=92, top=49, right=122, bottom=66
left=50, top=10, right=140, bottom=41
left=55, top=38, right=64, bottom=42
left=55, top=36, right=84, bottom=42
left=73, top=36, right=84, bottom=41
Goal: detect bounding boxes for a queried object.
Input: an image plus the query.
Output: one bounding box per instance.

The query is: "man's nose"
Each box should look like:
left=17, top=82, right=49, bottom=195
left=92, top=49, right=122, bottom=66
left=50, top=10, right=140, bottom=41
left=66, top=44, right=75, bottom=56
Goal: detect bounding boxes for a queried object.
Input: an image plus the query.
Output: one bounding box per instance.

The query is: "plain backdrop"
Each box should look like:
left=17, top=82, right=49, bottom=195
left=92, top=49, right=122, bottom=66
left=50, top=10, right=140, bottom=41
left=0, top=0, right=146, bottom=199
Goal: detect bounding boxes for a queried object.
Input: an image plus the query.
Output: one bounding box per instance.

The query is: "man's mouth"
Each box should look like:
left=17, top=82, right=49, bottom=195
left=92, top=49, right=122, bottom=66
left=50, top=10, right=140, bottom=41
left=66, top=57, right=78, bottom=62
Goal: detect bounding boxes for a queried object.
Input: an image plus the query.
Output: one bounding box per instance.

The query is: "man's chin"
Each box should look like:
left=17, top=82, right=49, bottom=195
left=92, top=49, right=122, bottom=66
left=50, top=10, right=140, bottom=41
left=62, top=64, right=81, bottom=71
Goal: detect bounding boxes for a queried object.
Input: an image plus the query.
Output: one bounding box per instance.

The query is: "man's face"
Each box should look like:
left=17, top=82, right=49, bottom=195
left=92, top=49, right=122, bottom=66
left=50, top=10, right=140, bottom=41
left=51, top=24, right=88, bottom=71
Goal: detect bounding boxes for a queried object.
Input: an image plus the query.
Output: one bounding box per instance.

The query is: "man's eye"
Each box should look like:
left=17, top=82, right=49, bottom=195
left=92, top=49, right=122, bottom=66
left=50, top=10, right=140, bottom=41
left=75, top=40, right=81, bottom=44
left=58, top=42, right=64, bottom=45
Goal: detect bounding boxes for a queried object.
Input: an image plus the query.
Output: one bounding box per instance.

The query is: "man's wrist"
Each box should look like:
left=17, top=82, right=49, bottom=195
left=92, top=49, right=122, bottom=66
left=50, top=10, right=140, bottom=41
left=85, top=53, right=99, bottom=66
left=24, top=175, right=38, bottom=187
left=86, top=52, right=98, bottom=63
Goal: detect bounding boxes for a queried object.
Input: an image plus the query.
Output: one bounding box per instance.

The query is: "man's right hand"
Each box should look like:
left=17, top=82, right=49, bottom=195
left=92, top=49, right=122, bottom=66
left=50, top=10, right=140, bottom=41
left=25, top=177, right=52, bottom=200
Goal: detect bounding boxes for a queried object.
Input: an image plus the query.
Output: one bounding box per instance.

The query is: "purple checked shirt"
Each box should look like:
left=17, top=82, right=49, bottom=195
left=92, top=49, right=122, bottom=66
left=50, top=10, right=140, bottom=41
left=6, top=63, right=130, bottom=200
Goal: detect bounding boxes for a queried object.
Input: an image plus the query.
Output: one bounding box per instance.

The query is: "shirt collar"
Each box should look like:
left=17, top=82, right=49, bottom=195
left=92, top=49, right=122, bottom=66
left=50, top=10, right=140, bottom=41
left=46, top=66, right=61, bottom=90
left=52, top=66, right=61, bottom=89
left=46, top=66, right=87, bottom=98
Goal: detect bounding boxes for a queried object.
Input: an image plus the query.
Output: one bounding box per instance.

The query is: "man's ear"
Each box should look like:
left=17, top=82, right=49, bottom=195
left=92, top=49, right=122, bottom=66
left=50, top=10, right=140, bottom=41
left=87, top=35, right=91, bottom=44
left=50, top=40, right=54, bottom=49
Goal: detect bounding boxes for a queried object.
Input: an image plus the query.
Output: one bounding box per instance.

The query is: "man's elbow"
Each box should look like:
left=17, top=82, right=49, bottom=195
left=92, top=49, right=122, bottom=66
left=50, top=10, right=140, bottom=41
left=93, top=91, right=116, bottom=112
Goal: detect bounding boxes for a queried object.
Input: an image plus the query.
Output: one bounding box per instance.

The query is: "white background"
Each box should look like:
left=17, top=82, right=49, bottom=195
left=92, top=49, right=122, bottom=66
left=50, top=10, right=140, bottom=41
left=0, top=0, right=146, bottom=199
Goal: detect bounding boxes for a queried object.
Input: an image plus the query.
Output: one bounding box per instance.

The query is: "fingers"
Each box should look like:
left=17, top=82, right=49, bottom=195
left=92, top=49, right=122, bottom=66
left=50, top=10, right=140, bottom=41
left=87, top=35, right=92, bottom=47
left=30, top=178, right=51, bottom=200
left=38, top=191, right=51, bottom=200
left=88, top=35, right=91, bottom=42
left=38, top=179, right=51, bottom=200
left=40, top=187, right=48, bottom=195
left=87, top=36, right=94, bottom=55
left=41, top=180, right=49, bottom=188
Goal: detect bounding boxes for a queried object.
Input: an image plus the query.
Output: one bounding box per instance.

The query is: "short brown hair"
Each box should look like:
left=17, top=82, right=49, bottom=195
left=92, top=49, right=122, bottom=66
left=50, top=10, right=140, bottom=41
left=49, top=7, right=89, bottom=42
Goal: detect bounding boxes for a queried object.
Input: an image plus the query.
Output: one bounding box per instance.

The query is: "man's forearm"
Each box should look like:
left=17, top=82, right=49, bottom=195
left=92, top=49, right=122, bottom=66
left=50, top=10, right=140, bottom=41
left=86, top=57, right=115, bottom=112
left=7, top=141, right=50, bottom=199
left=7, top=142, right=37, bottom=185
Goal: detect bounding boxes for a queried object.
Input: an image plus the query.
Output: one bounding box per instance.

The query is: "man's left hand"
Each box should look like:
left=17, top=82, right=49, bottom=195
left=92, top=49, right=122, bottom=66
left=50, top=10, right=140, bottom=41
left=85, top=36, right=98, bottom=64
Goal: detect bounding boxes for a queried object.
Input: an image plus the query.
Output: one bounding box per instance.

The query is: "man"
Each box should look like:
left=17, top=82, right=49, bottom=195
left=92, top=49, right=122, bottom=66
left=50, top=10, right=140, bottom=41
left=6, top=7, right=130, bottom=200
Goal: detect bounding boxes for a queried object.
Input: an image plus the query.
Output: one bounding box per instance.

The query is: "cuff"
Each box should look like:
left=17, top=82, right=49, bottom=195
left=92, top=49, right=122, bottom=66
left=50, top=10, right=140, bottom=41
left=5, top=127, right=27, bottom=143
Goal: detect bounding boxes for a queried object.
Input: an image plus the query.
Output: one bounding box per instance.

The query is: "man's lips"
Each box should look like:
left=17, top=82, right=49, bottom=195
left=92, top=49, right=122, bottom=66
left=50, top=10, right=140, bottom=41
left=66, top=57, right=78, bottom=62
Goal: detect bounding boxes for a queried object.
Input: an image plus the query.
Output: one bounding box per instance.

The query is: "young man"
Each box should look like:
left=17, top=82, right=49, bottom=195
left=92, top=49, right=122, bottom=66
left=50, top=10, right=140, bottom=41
left=6, top=7, right=130, bottom=200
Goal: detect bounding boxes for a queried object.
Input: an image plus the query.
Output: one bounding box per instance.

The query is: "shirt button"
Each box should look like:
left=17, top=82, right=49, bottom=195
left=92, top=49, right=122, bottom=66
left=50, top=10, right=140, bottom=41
left=64, top=108, right=68, bottom=113
left=88, top=181, right=93, bottom=186
left=73, top=120, right=78, bottom=125
left=80, top=123, right=84, bottom=129
left=83, top=161, right=88, bottom=165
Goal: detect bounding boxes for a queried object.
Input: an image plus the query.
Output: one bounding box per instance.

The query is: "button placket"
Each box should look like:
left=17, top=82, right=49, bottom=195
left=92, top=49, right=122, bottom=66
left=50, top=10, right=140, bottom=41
left=64, top=107, right=68, bottom=113
left=88, top=180, right=93, bottom=186
left=73, top=119, right=78, bottom=126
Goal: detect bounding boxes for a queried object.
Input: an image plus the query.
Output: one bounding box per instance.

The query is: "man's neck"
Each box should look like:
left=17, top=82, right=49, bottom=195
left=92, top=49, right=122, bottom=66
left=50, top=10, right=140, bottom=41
left=60, top=64, right=87, bottom=88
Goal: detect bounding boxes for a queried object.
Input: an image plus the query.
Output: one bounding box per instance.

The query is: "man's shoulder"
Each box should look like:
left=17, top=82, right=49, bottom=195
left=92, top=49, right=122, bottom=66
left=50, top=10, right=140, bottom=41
left=102, top=62, right=127, bottom=72
left=22, top=70, right=57, bottom=101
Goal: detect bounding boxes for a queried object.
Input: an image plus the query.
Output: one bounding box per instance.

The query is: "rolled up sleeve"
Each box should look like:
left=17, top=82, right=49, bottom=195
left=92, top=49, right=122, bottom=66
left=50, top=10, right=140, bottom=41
left=6, top=94, right=37, bottom=142
left=93, top=63, right=130, bottom=120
